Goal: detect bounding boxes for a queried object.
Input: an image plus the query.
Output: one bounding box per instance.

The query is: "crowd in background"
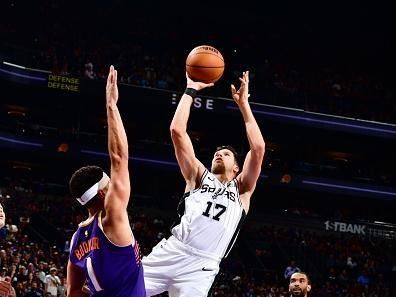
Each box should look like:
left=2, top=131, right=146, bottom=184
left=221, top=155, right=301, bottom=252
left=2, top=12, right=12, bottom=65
left=0, top=172, right=395, bottom=297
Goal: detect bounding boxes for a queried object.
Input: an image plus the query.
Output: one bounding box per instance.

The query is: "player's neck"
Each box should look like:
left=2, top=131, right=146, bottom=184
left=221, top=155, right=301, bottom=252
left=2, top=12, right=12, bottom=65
left=88, top=204, right=104, bottom=217
left=213, top=172, right=234, bottom=184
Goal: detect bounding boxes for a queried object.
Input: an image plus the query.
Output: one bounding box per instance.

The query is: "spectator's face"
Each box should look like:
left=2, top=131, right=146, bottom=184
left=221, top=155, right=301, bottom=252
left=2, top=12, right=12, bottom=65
left=13, top=255, right=20, bottom=264
left=289, top=273, right=311, bottom=296
left=16, top=282, right=24, bottom=289
left=0, top=203, right=5, bottom=228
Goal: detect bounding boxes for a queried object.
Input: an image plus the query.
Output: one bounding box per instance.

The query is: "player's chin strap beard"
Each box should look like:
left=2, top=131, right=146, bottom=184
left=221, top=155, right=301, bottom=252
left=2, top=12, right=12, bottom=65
left=76, top=172, right=110, bottom=205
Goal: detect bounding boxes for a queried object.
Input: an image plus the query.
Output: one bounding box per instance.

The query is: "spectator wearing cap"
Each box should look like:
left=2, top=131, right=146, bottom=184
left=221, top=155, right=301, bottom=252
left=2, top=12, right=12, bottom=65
left=44, top=268, right=60, bottom=297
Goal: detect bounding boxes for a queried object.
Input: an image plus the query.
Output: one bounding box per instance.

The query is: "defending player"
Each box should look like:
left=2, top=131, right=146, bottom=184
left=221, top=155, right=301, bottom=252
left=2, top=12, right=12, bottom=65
left=67, top=66, right=145, bottom=297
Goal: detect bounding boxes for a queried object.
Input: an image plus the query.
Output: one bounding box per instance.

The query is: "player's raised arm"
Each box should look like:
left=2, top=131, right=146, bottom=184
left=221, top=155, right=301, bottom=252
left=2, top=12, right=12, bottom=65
left=170, top=74, right=213, bottom=189
left=103, top=66, right=132, bottom=245
left=232, top=71, right=265, bottom=199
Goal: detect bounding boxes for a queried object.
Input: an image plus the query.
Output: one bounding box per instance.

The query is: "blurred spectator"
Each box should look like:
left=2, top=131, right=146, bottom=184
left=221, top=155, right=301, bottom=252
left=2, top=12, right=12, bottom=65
left=24, top=281, right=44, bottom=297
left=56, top=277, right=66, bottom=297
left=338, top=269, right=349, bottom=287
left=284, top=260, right=301, bottom=280
left=0, top=204, right=5, bottom=229
left=44, top=268, right=60, bottom=297
left=37, top=262, right=47, bottom=284
left=356, top=270, right=370, bottom=286
left=5, top=221, right=18, bottom=240
left=84, top=62, right=96, bottom=80
left=346, top=256, right=357, bottom=270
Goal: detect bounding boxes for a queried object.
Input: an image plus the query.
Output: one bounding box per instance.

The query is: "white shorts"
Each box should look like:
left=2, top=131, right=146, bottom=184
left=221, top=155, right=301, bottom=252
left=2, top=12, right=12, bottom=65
left=142, top=236, right=221, bottom=297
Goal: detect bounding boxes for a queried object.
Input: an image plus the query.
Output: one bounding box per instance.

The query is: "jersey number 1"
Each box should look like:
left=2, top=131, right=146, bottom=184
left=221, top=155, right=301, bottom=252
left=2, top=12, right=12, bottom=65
left=202, top=201, right=226, bottom=221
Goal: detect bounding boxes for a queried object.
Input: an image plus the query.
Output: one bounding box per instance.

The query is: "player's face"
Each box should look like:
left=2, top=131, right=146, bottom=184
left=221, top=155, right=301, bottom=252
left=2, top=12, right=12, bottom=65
left=0, top=204, right=5, bottom=228
left=211, top=149, right=237, bottom=175
left=289, top=273, right=311, bottom=297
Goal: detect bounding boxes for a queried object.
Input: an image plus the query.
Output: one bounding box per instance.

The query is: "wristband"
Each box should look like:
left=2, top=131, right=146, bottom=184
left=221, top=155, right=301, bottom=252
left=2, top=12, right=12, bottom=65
left=184, top=88, right=197, bottom=98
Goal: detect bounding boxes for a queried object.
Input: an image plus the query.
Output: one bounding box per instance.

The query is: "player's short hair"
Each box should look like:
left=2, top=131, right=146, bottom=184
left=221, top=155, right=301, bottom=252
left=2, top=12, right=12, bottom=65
left=290, top=271, right=311, bottom=285
left=69, top=165, right=104, bottom=208
left=215, top=145, right=241, bottom=168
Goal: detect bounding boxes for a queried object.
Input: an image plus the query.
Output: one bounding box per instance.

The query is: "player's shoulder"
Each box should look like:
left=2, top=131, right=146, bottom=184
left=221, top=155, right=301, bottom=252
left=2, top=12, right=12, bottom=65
left=229, top=177, right=239, bottom=189
left=199, top=167, right=211, bottom=183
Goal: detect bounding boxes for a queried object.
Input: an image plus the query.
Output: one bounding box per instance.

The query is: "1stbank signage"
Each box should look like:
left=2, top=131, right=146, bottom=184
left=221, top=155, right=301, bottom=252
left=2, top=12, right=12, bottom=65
left=324, top=220, right=366, bottom=235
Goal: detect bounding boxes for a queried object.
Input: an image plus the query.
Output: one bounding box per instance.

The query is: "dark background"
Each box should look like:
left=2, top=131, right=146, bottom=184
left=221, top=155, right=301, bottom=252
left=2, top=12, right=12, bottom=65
left=1, top=1, right=396, bottom=296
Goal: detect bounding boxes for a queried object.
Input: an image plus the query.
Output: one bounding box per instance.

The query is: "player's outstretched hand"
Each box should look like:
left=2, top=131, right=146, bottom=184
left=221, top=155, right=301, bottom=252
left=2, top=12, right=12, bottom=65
left=186, top=72, right=214, bottom=91
left=231, top=71, right=250, bottom=106
left=106, top=65, right=119, bottom=106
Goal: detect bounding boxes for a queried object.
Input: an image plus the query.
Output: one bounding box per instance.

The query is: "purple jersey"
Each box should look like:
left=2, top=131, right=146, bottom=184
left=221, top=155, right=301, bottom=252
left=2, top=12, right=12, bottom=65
left=69, top=213, right=145, bottom=297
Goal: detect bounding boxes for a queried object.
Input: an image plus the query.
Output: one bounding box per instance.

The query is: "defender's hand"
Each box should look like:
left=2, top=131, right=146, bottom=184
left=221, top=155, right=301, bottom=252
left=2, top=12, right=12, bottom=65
left=106, top=65, right=119, bottom=105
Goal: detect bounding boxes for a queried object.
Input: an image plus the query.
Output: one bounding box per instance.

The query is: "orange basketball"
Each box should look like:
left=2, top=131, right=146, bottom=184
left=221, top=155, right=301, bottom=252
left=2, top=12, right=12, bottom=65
left=186, top=45, right=225, bottom=83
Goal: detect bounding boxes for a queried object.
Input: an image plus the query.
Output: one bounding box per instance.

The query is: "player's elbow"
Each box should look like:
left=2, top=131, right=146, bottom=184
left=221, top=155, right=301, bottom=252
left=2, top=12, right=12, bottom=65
left=170, top=124, right=185, bottom=139
left=110, top=154, right=127, bottom=166
left=254, top=140, right=265, bottom=157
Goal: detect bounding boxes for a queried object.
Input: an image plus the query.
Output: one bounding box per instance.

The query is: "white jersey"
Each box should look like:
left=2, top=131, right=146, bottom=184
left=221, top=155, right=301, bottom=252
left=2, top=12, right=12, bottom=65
left=171, top=169, right=246, bottom=259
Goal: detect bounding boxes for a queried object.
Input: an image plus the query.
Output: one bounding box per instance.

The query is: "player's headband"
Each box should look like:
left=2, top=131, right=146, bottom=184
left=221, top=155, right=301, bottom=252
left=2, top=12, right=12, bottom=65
left=76, top=172, right=110, bottom=205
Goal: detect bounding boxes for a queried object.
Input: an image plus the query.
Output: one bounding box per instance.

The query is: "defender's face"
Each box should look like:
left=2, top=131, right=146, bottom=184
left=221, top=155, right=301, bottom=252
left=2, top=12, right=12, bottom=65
left=0, top=204, right=5, bottom=228
left=211, top=149, right=238, bottom=175
left=289, top=273, right=311, bottom=297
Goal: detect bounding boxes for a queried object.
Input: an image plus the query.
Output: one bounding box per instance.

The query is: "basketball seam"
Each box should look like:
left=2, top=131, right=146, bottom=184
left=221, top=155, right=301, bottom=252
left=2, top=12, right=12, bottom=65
left=186, top=65, right=224, bottom=68
left=188, top=71, right=224, bottom=83
left=187, top=52, right=224, bottom=62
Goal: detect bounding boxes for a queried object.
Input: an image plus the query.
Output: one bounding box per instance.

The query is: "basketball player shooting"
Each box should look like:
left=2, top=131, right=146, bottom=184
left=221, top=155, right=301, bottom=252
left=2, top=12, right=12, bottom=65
left=142, top=70, right=265, bottom=297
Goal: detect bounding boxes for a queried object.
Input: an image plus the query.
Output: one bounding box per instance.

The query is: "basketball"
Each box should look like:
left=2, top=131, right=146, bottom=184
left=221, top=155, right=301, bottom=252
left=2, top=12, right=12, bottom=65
left=186, top=45, right=225, bottom=83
